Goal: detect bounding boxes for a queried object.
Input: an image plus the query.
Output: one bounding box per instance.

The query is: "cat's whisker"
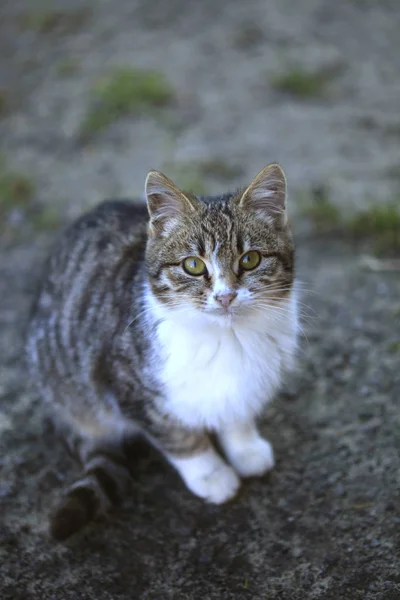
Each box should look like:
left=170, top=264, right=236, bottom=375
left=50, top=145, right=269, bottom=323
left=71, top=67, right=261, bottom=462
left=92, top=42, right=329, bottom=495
left=251, top=291, right=317, bottom=315
left=293, top=279, right=321, bottom=297
left=251, top=304, right=310, bottom=345
left=253, top=299, right=314, bottom=320
left=123, top=305, right=158, bottom=333
left=254, top=281, right=318, bottom=298
left=253, top=297, right=309, bottom=317
left=251, top=303, right=315, bottom=325
left=255, top=284, right=314, bottom=296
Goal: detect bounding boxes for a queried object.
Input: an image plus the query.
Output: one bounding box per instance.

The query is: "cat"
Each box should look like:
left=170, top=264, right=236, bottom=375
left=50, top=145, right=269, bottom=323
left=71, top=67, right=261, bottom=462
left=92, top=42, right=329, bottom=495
left=26, top=163, right=298, bottom=540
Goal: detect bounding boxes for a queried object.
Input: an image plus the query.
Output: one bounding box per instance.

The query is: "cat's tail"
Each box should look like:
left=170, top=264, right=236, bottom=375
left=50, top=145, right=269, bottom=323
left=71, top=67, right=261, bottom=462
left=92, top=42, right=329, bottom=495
left=50, top=440, right=132, bottom=541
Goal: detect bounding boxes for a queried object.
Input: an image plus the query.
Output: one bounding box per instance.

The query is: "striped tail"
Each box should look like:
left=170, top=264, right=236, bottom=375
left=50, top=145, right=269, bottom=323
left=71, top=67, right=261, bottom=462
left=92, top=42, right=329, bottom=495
left=50, top=448, right=132, bottom=541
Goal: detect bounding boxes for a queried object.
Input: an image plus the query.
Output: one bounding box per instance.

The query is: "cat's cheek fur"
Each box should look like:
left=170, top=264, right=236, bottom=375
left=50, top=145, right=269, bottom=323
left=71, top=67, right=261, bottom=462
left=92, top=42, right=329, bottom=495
left=168, top=449, right=240, bottom=504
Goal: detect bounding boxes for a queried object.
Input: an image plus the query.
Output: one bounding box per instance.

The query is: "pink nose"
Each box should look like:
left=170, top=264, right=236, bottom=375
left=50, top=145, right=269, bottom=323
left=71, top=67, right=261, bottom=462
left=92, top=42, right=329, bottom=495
left=215, top=290, right=238, bottom=308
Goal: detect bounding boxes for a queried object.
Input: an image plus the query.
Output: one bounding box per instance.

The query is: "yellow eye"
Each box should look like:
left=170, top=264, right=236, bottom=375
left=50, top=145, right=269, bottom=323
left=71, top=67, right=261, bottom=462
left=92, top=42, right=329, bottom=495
left=239, top=250, right=261, bottom=271
left=183, top=256, right=207, bottom=276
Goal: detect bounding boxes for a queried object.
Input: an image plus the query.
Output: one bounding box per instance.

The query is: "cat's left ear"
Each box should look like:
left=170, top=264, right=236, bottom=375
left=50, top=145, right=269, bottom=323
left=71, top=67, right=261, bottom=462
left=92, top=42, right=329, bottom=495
left=239, top=163, right=287, bottom=224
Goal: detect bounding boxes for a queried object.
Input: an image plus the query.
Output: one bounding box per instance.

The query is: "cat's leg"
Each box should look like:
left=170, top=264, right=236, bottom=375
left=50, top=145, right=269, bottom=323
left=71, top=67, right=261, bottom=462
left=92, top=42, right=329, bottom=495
left=148, top=424, right=240, bottom=504
left=50, top=426, right=133, bottom=540
left=218, top=421, right=275, bottom=478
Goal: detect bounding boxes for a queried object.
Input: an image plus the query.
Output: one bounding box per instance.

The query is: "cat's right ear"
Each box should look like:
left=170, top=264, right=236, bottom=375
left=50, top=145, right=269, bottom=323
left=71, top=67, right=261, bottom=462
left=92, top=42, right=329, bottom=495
left=145, top=170, right=196, bottom=236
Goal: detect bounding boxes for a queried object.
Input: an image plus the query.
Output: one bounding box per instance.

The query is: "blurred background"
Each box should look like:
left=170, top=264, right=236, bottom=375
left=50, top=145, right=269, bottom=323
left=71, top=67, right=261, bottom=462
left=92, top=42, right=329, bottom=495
left=0, top=0, right=399, bottom=248
left=1, top=2, right=400, bottom=599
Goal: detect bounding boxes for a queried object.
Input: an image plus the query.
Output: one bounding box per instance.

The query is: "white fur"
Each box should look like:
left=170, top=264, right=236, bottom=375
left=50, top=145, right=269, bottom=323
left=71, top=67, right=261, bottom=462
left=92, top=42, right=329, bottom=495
left=218, top=421, right=275, bottom=477
left=168, top=448, right=240, bottom=503
left=147, top=289, right=299, bottom=431
left=208, top=254, right=237, bottom=307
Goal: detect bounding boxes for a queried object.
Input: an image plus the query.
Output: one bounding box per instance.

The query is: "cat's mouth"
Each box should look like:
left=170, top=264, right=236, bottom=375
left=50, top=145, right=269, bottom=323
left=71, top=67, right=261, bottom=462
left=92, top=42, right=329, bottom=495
left=204, top=304, right=243, bottom=319
left=208, top=306, right=235, bottom=315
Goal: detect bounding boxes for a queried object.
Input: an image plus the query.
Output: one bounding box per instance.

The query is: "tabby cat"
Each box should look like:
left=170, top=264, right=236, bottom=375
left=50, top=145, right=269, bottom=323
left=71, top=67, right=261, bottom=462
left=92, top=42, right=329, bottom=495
left=26, top=163, right=298, bottom=540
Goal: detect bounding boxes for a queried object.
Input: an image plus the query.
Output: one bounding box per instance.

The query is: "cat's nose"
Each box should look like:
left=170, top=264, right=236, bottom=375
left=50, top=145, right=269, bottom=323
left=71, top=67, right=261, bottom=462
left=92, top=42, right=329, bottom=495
left=214, top=290, right=238, bottom=308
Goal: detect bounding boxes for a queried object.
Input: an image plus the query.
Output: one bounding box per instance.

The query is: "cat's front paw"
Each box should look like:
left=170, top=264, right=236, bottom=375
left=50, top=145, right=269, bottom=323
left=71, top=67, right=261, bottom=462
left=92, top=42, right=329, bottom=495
left=189, top=462, right=240, bottom=504
left=170, top=450, right=240, bottom=504
left=227, top=437, right=275, bottom=478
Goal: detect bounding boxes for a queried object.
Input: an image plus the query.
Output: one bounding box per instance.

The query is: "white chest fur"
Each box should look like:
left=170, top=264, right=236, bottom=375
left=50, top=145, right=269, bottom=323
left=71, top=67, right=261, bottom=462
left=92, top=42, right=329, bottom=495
left=151, top=295, right=298, bottom=431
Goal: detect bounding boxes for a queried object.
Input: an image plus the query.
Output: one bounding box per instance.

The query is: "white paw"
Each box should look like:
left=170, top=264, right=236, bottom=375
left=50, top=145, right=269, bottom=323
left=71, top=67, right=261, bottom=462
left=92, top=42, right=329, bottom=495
left=188, top=462, right=240, bottom=504
left=170, top=450, right=240, bottom=504
left=227, top=437, right=275, bottom=478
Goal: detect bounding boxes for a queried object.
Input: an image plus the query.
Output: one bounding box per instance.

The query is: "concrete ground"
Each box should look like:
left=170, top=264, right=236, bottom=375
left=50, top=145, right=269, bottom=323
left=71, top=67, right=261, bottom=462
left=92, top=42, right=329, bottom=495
left=0, top=1, right=399, bottom=598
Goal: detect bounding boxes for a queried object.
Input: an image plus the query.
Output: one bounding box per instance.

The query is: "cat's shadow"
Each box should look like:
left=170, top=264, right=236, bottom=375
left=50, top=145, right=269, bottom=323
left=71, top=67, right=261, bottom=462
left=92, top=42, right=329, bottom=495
left=122, top=435, right=166, bottom=478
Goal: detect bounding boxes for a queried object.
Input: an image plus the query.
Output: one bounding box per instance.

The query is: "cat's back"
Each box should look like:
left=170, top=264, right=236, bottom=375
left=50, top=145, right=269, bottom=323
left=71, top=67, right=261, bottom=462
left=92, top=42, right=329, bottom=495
left=50, top=199, right=148, bottom=273
left=26, top=199, right=148, bottom=377
left=34, top=199, right=148, bottom=294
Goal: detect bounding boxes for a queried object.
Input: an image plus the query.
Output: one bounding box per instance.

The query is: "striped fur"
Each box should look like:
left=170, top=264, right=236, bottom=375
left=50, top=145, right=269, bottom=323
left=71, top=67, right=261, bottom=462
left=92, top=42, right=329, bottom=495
left=26, top=164, right=299, bottom=538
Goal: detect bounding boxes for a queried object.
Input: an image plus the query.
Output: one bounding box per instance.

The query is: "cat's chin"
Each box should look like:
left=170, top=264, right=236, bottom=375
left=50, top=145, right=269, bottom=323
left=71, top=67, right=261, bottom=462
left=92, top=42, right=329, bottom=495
left=202, top=305, right=251, bottom=327
left=205, top=311, right=234, bottom=327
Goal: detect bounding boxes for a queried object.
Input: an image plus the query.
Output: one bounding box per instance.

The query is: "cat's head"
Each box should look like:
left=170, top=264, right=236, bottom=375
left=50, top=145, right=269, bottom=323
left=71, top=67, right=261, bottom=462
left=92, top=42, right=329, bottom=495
left=145, top=164, right=295, bottom=326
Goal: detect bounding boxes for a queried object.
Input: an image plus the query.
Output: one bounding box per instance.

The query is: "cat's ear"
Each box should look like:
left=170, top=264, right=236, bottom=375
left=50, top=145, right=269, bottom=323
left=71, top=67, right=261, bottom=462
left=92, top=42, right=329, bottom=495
left=239, top=163, right=287, bottom=224
left=145, top=170, right=196, bottom=236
